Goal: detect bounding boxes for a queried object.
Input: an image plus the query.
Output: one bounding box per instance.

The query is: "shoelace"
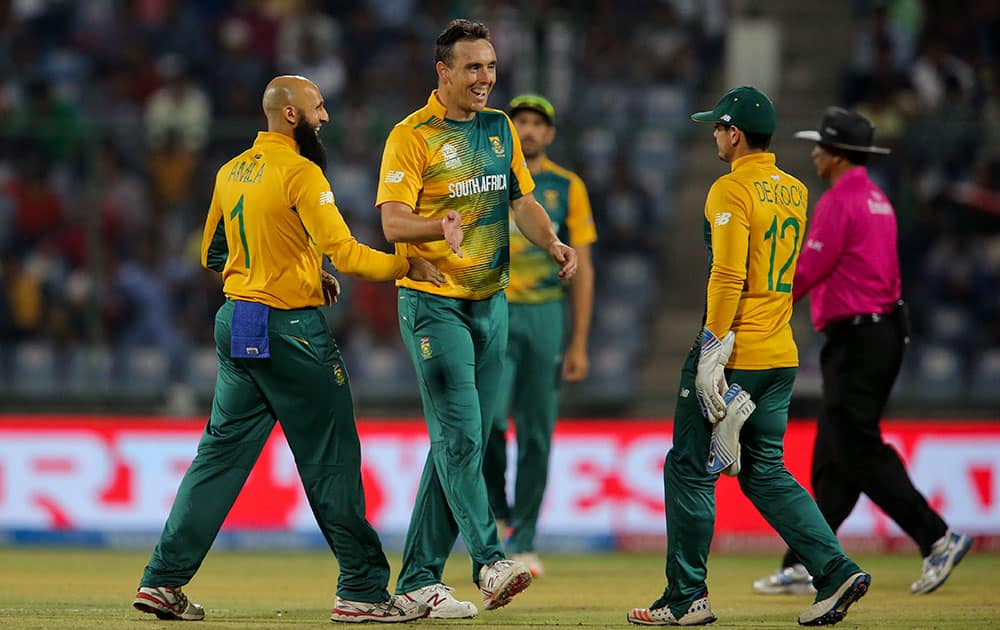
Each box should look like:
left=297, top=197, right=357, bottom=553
left=369, top=598, right=399, bottom=615
left=160, top=588, right=189, bottom=612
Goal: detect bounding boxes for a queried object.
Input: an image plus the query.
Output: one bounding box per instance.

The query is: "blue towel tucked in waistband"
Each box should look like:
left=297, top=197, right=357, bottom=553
left=231, top=300, right=271, bottom=359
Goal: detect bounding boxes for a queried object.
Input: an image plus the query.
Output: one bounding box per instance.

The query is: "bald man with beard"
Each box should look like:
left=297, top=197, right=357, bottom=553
left=132, top=76, right=442, bottom=624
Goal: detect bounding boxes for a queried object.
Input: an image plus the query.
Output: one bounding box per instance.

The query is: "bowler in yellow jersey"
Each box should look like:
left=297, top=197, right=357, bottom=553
left=375, top=20, right=577, bottom=618
left=133, top=76, right=442, bottom=624
left=627, top=87, right=870, bottom=627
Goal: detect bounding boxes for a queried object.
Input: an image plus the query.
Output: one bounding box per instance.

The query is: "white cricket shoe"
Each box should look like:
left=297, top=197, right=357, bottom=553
left=479, top=559, right=532, bottom=610
left=330, top=594, right=428, bottom=623
left=510, top=552, right=545, bottom=577
left=753, top=564, right=816, bottom=595
left=133, top=585, right=205, bottom=621
left=798, top=572, right=870, bottom=626
left=627, top=595, right=716, bottom=626
left=910, top=530, right=972, bottom=594
left=403, top=583, right=478, bottom=618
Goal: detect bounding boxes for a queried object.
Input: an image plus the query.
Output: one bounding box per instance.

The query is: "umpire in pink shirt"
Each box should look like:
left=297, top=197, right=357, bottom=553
left=752, top=107, right=971, bottom=597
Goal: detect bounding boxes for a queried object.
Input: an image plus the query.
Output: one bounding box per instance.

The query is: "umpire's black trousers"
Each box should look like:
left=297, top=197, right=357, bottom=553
left=786, top=305, right=947, bottom=566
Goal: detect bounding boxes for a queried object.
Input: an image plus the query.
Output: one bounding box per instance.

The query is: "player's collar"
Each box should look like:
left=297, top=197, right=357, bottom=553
left=254, top=131, right=298, bottom=150
left=730, top=151, right=775, bottom=172
left=427, top=90, right=448, bottom=119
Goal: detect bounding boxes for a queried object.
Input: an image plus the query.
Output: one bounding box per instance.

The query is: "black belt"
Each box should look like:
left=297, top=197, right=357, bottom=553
left=823, top=300, right=910, bottom=343
left=829, top=312, right=890, bottom=328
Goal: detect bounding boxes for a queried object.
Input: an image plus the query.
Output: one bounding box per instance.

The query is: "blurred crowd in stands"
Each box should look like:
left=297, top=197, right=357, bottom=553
left=840, top=0, right=1000, bottom=402
left=0, top=0, right=995, bottom=411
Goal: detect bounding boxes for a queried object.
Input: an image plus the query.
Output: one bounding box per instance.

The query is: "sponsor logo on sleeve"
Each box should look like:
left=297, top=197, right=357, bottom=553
left=319, top=191, right=334, bottom=205
left=714, top=212, right=732, bottom=226
left=385, top=171, right=405, bottom=184
left=867, top=190, right=893, bottom=215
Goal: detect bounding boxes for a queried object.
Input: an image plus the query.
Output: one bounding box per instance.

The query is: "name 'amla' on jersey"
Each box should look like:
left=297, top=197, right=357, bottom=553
left=507, top=158, right=597, bottom=304
left=376, top=91, right=535, bottom=300
left=704, top=152, right=808, bottom=369
left=202, top=132, right=408, bottom=309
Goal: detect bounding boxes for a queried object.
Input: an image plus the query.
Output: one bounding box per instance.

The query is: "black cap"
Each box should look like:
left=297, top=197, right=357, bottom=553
left=794, top=107, right=890, bottom=154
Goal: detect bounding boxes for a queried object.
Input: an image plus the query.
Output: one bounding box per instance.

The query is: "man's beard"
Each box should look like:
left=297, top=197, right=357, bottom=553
left=294, top=116, right=327, bottom=171
left=521, top=143, right=540, bottom=160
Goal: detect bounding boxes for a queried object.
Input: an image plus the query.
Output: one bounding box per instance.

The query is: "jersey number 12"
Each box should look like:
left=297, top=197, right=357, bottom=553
left=764, top=215, right=800, bottom=293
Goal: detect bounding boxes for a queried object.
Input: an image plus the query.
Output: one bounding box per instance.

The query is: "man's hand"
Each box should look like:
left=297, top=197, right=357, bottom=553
left=549, top=240, right=577, bottom=280
left=441, top=210, right=464, bottom=258
left=321, top=270, right=341, bottom=305
left=406, top=257, right=446, bottom=287
left=695, top=328, right=736, bottom=423
left=562, top=344, right=589, bottom=382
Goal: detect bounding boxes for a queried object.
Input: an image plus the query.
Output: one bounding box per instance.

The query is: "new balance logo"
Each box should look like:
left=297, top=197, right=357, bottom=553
left=426, top=593, right=448, bottom=607
left=714, top=212, right=732, bottom=226
left=385, top=170, right=405, bottom=183
left=319, top=191, right=334, bottom=205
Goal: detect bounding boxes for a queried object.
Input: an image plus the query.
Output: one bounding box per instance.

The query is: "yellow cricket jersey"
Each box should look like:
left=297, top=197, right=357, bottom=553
left=704, top=152, right=808, bottom=369
left=507, top=158, right=597, bottom=303
left=201, top=132, right=409, bottom=309
left=376, top=91, right=535, bottom=300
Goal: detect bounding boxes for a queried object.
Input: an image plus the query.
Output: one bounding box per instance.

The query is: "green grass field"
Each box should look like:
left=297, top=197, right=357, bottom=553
left=0, top=548, right=996, bottom=628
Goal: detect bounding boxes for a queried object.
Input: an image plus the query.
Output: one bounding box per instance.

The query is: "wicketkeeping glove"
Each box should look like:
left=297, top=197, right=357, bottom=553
left=695, top=328, right=736, bottom=423
left=706, top=383, right=756, bottom=476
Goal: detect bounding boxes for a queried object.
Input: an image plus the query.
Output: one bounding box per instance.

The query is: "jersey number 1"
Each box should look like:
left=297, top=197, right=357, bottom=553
left=230, top=194, right=250, bottom=268
left=764, top=215, right=800, bottom=293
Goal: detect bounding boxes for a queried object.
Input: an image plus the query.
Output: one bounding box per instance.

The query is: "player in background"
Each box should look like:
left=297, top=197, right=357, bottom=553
left=482, top=93, right=597, bottom=578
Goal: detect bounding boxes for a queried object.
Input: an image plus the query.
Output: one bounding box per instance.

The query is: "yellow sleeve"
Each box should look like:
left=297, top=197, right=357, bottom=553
left=507, top=115, right=535, bottom=198
left=704, top=179, right=751, bottom=336
left=376, top=124, right=426, bottom=209
left=566, top=174, right=597, bottom=247
left=200, top=176, right=226, bottom=271
left=289, top=163, right=409, bottom=281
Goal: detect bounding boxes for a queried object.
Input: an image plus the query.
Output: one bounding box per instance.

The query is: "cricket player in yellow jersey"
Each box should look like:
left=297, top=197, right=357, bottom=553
left=482, top=93, right=597, bottom=578
left=133, top=75, right=442, bottom=624
left=376, top=20, right=577, bottom=619
left=627, top=86, right=870, bottom=627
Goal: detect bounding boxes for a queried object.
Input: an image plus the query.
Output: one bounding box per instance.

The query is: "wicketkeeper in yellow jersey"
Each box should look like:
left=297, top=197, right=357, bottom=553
left=133, top=75, right=443, bottom=624
left=376, top=20, right=577, bottom=619
left=481, top=93, right=597, bottom=579
left=627, top=87, right=870, bottom=627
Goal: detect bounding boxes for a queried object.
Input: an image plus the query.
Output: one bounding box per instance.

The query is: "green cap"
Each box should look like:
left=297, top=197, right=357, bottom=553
left=691, top=86, right=776, bottom=135
left=509, top=93, right=555, bottom=124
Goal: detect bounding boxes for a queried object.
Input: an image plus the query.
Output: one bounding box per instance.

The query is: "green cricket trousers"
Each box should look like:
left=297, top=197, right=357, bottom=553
left=654, top=346, right=861, bottom=617
left=140, top=300, right=392, bottom=602
left=395, top=288, right=508, bottom=592
left=483, top=300, right=565, bottom=553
